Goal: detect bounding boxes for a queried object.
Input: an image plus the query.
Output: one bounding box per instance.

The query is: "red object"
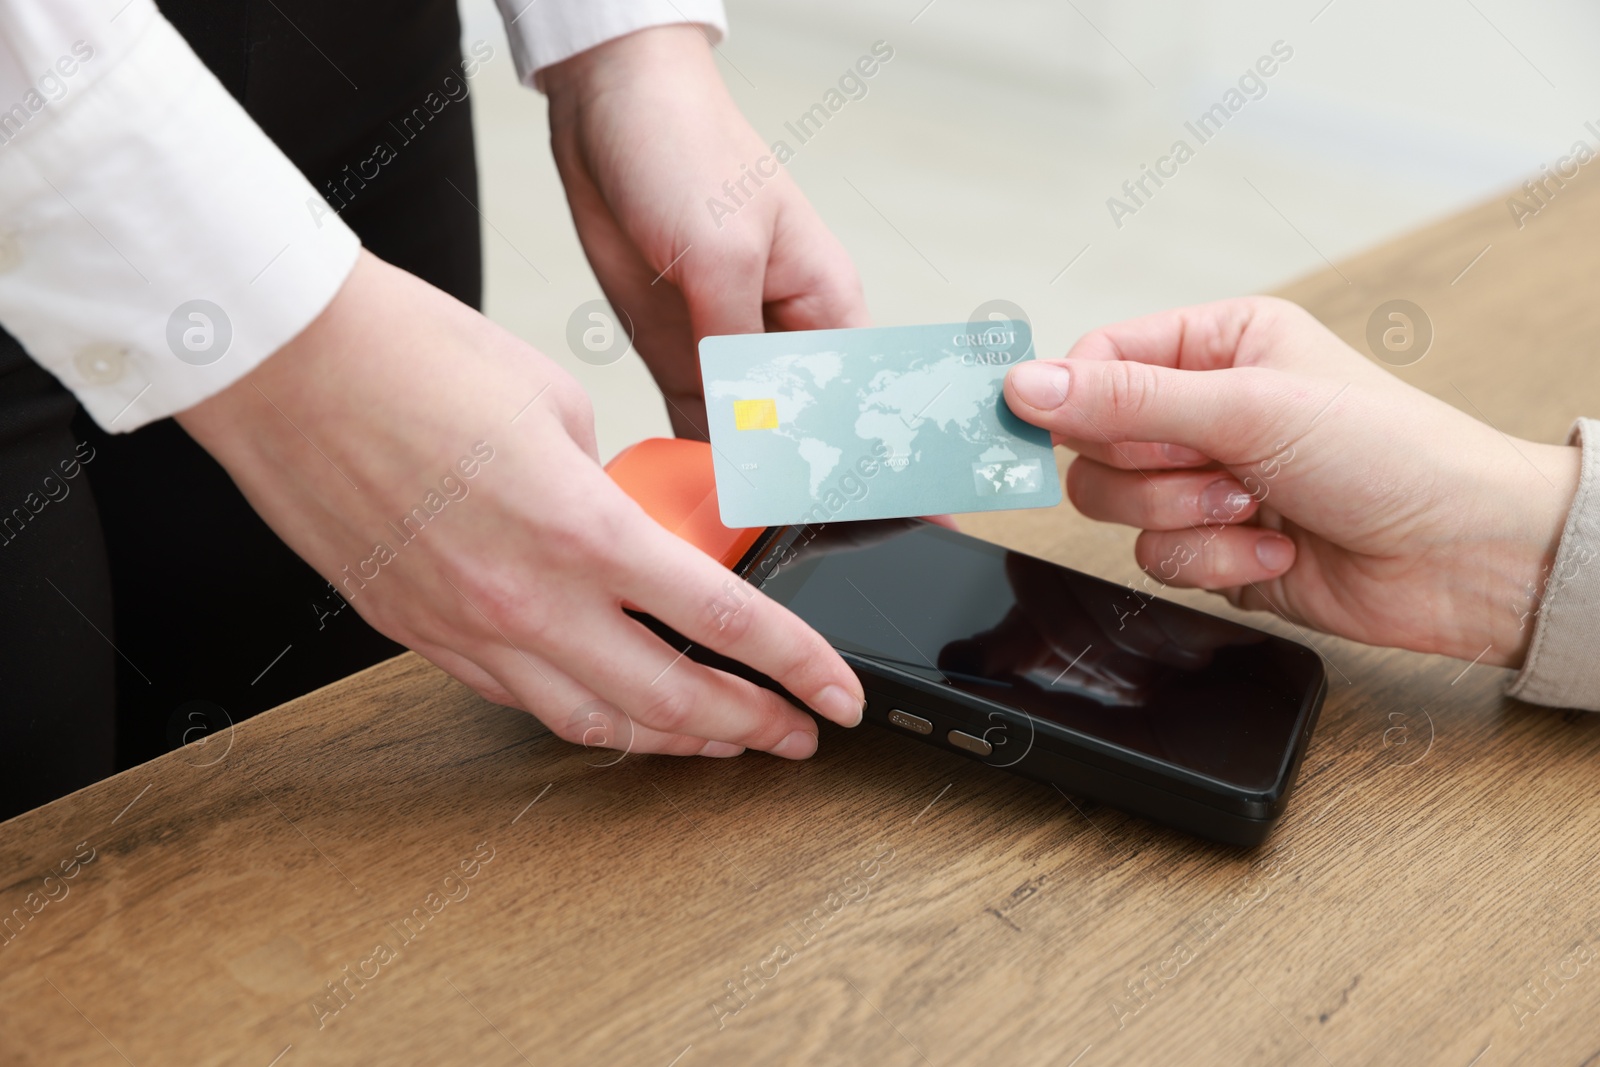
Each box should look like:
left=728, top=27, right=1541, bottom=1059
left=604, top=438, right=763, bottom=570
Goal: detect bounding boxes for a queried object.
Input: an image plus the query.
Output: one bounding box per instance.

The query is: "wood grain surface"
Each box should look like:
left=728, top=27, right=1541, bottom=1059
left=5, top=175, right=1600, bottom=1067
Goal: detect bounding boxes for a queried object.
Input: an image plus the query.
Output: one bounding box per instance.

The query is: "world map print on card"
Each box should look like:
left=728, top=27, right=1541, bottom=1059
left=699, top=321, right=1060, bottom=528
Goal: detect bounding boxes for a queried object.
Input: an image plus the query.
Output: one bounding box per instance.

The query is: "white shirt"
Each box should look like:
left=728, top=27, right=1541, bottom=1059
left=0, top=0, right=727, bottom=431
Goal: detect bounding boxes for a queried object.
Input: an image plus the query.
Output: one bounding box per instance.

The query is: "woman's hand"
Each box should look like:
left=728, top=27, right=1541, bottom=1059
left=1003, top=296, right=1581, bottom=668
left=178, top=252, right=866, bottom=759
left=543, top=25, right=870, bottom=438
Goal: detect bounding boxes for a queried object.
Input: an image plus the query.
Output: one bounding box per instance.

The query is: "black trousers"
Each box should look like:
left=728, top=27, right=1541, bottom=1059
left=0, top=0, right=483, bottom=819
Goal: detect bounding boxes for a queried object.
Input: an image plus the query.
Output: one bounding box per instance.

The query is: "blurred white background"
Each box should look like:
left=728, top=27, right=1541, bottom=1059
left=457, top=0, right=1600, bottom=461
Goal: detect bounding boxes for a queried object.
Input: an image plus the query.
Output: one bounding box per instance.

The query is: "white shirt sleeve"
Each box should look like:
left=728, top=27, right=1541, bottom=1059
left=493, top=0, right=729, bottom=90
left=0, top=0, right=360, bottom=432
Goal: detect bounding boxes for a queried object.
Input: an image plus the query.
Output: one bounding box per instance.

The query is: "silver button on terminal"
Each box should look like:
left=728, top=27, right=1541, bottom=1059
left=887, top=708, right=932, bottom=735
left=947, top=730, right=993, bottom=756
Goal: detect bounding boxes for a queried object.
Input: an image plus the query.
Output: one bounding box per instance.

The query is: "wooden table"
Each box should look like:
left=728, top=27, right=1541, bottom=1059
left=5, top=178, right=1600, bottom=1067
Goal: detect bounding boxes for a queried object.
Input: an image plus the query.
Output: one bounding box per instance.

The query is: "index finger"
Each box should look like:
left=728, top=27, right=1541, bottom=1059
left=616, top=521, right=867, bottom=729
left=1062, top=295, right=1297, bottom=371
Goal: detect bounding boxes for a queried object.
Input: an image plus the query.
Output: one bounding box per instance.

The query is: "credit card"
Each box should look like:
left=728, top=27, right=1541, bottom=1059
left=699, top=321, right=1061, bottom=527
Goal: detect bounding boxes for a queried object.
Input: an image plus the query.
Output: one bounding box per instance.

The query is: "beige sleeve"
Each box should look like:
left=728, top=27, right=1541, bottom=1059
left=1506, top=417, right=1600, bottom=711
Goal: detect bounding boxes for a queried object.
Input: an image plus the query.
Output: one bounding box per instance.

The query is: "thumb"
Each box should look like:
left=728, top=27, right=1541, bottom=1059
left=762, top=209, right=872, bottom=333
left=679, top=240, right=769, bottom=343
left=1004, top=358, right=1301, bottom=462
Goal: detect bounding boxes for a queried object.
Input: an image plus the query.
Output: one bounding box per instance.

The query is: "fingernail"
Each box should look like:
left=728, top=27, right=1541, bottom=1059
left=1201, top=478, right=1254, bottom=521
left=1255, top=534, right=1295, bottom=572
left=814, top=684, right=865, bottom=727
left=1162, top=443, right=1207, bottom=465
left=772, top=731, right=818, bottom=760
left=1009, top=362, right=1070, bottom=410
left=698, top=741, right=745, bottom=758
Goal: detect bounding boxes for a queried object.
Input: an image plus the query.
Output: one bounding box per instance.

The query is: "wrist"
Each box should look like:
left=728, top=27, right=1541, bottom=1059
left=177, top=252, right=581, bottom=489
left=543, top=24, right=716, bottom=119
left=1472, top=440, right=1582, bottom=668
left=176, top=251, right=389, bottom=467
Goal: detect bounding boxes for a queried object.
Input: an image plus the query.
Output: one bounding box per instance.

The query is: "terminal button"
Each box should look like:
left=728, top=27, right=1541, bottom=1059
left=947, top=730, right=993, bottom=757
left=887, top=708, right=933, bottom=735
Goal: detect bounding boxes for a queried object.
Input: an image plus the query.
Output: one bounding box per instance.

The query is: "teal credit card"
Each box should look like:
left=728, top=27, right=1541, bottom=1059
left=699, top=321, right=1061, bottom=527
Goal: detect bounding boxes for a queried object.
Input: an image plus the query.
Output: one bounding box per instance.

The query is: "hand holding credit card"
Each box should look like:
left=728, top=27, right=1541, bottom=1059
left=699, top=321, right=1061, bottom=527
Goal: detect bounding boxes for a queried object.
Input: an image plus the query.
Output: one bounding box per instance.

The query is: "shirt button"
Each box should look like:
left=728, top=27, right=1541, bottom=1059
left=0, top=233, right=21, bottom=273
left=74, top=343, right=130, bottom=385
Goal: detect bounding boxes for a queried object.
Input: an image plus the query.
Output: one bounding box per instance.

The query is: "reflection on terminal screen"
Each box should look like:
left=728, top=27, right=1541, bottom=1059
left=754, top=521, right=1319, bottom=790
